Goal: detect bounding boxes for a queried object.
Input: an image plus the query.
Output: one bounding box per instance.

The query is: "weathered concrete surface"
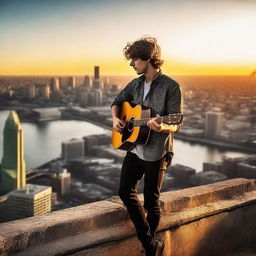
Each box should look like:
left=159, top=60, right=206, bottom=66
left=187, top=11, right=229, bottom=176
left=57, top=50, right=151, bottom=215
left=0, top=200, right=128, bottom=256
left=0, top=178, right=256, bottom=256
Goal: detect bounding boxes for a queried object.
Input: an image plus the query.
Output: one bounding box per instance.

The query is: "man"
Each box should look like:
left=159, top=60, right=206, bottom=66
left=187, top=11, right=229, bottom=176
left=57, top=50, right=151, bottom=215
left=111, top=37, right=183, bottom=256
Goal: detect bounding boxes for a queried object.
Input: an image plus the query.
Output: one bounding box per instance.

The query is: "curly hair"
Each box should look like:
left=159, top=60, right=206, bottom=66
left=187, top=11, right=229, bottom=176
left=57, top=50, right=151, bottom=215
left=123, top=36, right=164, bottom=69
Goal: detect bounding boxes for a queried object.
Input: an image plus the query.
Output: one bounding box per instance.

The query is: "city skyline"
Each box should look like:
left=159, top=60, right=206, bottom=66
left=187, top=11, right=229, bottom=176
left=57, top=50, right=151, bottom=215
left=1, top=0, right=256, bottom=76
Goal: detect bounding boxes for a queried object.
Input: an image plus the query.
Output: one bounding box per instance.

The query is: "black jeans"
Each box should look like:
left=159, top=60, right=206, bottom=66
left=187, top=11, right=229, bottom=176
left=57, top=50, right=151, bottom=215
left=119, top=151, right=165, bottom=250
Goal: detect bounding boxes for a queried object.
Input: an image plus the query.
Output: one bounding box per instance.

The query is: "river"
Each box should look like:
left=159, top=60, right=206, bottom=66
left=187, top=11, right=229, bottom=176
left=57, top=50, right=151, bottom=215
left=0, top=110, right=247, bottom=171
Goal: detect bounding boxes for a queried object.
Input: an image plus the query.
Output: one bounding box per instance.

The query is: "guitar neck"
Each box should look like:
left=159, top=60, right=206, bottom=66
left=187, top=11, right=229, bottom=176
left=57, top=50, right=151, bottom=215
left=133, top=114, right=182, bottom=127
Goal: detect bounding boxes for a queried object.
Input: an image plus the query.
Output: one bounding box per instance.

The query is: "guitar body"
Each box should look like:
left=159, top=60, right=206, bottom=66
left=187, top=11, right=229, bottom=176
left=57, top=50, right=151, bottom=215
left=112, top=101, right=151, bottom=151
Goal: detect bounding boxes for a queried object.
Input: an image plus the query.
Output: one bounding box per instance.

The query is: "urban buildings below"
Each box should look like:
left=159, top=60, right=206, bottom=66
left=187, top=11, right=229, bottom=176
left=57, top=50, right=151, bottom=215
left=205, top=111, right=224, bottom=139
left=51, top=171, right=71, bottom=197
left=89, top=89, right=102, bottom=105
left=84, top=75, right=91, bottom=88
left=62, top=138, right=85, bottom=162
left=70, top=76, right=76, bottom=89
left=189, top=171, right=227, bottom=186
left=27, top=85, right=36, bottom=99
left=93, top=66, right=103, bottom=90
left=31, top=107, right=61, bottom=121
left=79, top=88, right=89, bottom=107
left=5, top=184, right=51, bottom=220
left=51, top=78, right=60, bottom=92
left=0, top=111, right=26, bottom=194
left=94, top=66, right=100, bottom=80
left=0, top=71, right=256, bottom=223
left=237, top=158, right=256, bottom=179
left=39, top=84, right=50, bottom=100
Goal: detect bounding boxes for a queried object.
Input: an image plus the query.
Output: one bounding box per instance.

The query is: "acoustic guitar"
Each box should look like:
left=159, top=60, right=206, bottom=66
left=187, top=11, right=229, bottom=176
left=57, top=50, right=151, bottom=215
left=112, top=101, right=183, bottom=151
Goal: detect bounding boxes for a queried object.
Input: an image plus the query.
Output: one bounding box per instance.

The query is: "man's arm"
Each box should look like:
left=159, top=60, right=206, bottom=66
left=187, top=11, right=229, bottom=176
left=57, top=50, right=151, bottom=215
left=161, top=83, right=183, bottom=133
left=147, top=83, right=183, bottom=133
left=147, top=116, right=182, bottom=133
left=112, top=105, right=125, bottom=133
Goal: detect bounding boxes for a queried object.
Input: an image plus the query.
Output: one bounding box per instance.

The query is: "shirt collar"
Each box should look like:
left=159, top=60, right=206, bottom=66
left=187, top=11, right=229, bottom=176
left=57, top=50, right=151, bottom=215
left=138, top=69, right=162, bottom=84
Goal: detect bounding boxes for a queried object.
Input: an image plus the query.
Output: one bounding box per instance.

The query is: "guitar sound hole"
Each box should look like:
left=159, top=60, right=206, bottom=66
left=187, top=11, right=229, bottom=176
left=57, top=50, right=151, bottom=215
left=121, top=118, right=134, bottom=143
left=127, top=118, right=134, bottom=132
left=122, top=128, right=131, bottom=143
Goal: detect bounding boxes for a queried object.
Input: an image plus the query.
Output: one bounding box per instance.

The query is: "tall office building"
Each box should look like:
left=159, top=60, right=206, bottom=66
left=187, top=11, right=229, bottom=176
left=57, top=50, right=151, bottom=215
left=62, top=138, right=85, bottom=162
left=51, top=78, right=60, bottom=92
left=91, top=89, right=102, bottom=105
left=205, top=111, right=224, bottom=139
left=94, top=66, right=100, bottom=79
left=0, top=111, right=26, bottom=194
left=84, top=75, right=91, bottom=88
left=103, top=77, right=110, bottom=89
left=70, top=76, right=76, bottom=89
left=40, top=84, right=50, bottom=100
left=6, top=184, right=51, bottom=219
left=27, top=85, right=36, bottom=99
left=51, top=172, right=71, bottom=197
left=79, top=89, right=89, bottom=107
left=59, top=77, right=69, bottom=89
left=93, top=66, right=102, bottom=89
left=93, top=79, right=102, bottom=90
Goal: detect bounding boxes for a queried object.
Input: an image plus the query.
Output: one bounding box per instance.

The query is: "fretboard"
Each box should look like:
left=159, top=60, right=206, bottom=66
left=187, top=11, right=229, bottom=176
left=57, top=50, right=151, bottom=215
left=132, top=114, right=182, bottom=127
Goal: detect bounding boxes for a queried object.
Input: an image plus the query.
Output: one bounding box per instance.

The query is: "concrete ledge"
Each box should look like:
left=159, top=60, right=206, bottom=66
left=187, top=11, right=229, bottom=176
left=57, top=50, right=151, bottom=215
left=0, top=201, right=128, bottom=255
left=0, top=178, right=256, bottom=256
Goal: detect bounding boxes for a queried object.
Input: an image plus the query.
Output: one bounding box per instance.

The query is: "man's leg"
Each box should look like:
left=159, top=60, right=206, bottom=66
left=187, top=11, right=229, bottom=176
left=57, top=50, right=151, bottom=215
left=144, top=158, right=165, bottom=241
left=119, top=152, right=154, bottom=250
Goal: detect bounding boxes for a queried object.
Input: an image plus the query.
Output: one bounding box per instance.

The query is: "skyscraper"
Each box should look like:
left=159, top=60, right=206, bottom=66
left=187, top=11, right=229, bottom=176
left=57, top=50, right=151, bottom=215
left=51, top=172, right=71, bottom=197
left=27, top=85, right=36, bottom=99
left=39, top=84, right=50, bottom=99
left=94, top=66, right=100, bottom=79
left=205, top=111, right=224, bottom=139
left=70, top=76, right=76, bottom=89
left=0, top=111, right=26, bottom=194
left=90, top=89, right=102, bottom=105
left=51, top=78, right=60, bottom=92
left=93, top=66, right=102, bottom=89
left=84, top=75, right=91, bottom=88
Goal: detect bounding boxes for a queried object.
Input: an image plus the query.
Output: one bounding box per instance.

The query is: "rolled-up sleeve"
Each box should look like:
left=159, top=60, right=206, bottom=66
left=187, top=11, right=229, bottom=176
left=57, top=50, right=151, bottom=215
left=111, top=79, right=135, bottom=108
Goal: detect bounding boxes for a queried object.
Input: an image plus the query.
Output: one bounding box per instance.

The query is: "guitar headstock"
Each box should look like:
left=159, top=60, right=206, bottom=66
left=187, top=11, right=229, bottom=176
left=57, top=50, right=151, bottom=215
left=164, top=113, right=183, bottom=125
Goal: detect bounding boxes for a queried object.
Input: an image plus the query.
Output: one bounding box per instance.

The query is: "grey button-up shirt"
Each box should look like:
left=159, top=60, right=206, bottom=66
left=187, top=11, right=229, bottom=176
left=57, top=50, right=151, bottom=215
left=111, top=71, right=183, bottom=161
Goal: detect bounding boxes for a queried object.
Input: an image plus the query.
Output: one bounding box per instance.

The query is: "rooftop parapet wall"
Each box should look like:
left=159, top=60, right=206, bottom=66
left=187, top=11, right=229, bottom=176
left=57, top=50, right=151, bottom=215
left=0, top=178, right=256, bottom=256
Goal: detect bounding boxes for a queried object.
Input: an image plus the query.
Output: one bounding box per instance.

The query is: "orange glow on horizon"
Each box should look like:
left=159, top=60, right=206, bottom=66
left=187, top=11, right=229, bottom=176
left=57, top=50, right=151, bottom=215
left=0, top=58, right=253, bottom=76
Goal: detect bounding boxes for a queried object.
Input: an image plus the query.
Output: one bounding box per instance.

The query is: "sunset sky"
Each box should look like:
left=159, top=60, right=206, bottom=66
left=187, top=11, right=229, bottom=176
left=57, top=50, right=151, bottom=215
left=1, top=0, right=256, bottom=76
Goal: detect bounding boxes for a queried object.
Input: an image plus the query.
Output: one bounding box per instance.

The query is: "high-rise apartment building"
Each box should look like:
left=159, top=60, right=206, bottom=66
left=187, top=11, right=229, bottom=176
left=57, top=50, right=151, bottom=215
left=92, top=66, right=102, bottom=90
left=0, top=111, right=26, bottom=194
left=79, top=89, right=89, bottom=107
left=6, top=184, right=51, bottom=219
left=94, top=66, right=100, bottom=79
left=84, top=76, right=91, bottom=88
left=205, top=111, right=224, bottom=139
left=70, top=76, right=76, bottom=89
left=62, top=138, right=85, bottom=162
left=51, top=78, right=60, bottom=91
left=51, top=172, right=71, bottom=196
left=40, top=84, right=50, bottom=99
left=27, top=85, right=36, bottom=99
left=92, top=89, right=102, bottom=105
